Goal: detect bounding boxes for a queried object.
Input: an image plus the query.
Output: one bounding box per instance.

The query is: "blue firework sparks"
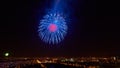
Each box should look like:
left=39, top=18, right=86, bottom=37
left=38, top=12, right=67, bottom=44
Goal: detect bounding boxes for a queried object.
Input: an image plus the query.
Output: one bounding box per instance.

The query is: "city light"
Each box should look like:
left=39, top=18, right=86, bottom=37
left=4, top=52, right=9, bottom=57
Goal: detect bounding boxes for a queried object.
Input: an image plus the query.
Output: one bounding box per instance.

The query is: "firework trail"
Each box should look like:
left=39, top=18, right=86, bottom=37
left=38, top=0, right=68, bottom=44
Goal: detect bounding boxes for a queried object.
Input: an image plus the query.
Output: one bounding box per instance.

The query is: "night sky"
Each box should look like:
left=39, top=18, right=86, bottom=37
left=0, top=0, right=120, bottom=57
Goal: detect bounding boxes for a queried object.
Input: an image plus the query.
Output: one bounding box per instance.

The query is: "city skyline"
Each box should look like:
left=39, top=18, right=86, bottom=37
left=0, top=0, right=120, bottom=57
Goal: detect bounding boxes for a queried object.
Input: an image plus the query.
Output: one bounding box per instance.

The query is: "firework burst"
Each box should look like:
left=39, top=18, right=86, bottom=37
left=38, top=12, right=67, bottom=44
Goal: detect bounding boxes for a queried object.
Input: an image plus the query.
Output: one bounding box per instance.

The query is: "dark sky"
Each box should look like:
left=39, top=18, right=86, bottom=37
left=0, top=0, right=120, bottom=57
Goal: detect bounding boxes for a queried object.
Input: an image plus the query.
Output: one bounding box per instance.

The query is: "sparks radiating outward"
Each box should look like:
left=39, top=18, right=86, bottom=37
left=38, top=12, right=67, bottom=44
left=38, top=0, right=68, bottom=44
